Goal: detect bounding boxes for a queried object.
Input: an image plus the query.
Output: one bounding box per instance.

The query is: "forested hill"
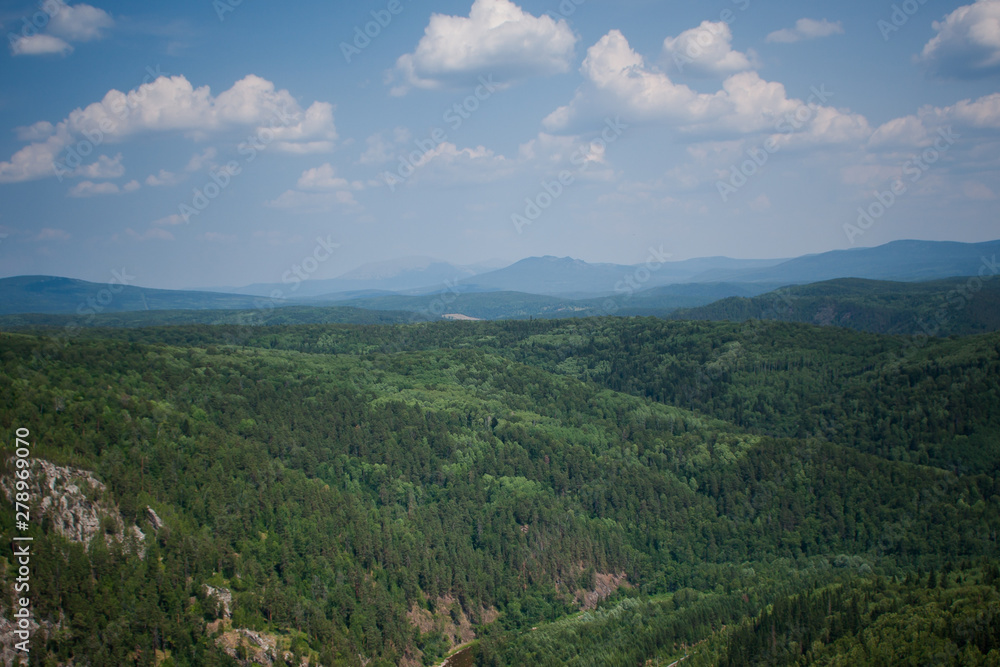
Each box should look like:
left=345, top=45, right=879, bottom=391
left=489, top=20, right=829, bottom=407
left=1, top=318, right=998, bottom=665
left=668, top=276, right=1000, bottom=336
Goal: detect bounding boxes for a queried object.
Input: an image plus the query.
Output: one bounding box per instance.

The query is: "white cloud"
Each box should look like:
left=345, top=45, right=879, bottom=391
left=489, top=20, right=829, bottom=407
left=122, top=179, right=140, bottom=192
left=10, top=34, right=73, bottom=56
left=267, top=163, right=365, bottom=211
left=185, top=147, right=217, bottom=172
left=72, top=153, right=124, bottom=179
left=400, top=142, right=516, bottom=185
left=68, top=180, right=121, bottom=197
left=868, top=115, right=932, bottom=148
left=392, top=0, right=577, bottom=93
left=145, top=170, right=183, bottom=187
left=869, top=92, right=1000, bottom=150
left=8, top=1, right=113, bottom=56
left=297, top=163, right=354, bottom=191
left=34, top=227, right=71, bottom=241
left=15, top=121, right=56, bottom=142
left=544, top=30, right=728, bottom=131
left=766, top=18, right=844, bottom=44
left=544, top=30, right=869, bottom=145
left=662, top=21, right=754, bottom=77
left=125, top=227, right=173, bottom=241
left=359, top=133, right=396, bottom=165
left=515, top=131, right=615, bottom=181
left=845, top=92, right=1000, bottom=194
left=918, top=0, right=1000, bottom=79
left=143, top=148, right=216, bottom=188
left=266, top=189, right=358, bottom=212
left=0, top=74, right=337, bottom=183
left=151, top=214, right=186, bottom=226
left=47, top=0, right=113, bottom=41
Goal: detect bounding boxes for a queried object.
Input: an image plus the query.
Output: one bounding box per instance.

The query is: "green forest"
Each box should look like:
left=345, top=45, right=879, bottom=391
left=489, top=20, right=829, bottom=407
left=1, top=316, right=998, bottom=665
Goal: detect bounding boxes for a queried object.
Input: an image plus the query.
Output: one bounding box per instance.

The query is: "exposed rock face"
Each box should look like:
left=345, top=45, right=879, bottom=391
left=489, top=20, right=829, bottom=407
left=403, top=596, right=498, bottom=666
left=215, top=627, right=307, bottom=666
left=0, top=457, right=144, bottom=556
left=203, top=585, right=233, bottom=619
left=0, top=612, right=58, bottom=667
left=576, top=571, right=630, bottom=611
left=146, top=506, right=165, bottom=531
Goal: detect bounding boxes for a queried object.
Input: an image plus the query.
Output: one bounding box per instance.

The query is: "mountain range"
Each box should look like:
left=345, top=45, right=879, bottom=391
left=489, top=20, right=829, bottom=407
left=1, top=238, right=997, bottom=318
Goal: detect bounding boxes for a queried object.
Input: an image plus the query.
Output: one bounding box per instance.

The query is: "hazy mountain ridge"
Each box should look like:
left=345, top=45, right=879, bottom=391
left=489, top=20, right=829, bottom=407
left=2, top=239, right=998, bottom=318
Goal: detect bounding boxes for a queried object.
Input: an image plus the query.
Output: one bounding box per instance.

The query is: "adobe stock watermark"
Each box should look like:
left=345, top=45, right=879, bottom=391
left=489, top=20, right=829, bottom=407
left=30, top=267, right=138, bottom=360
left=51, top=66, right=168, bottom=181
left=877, top=0, right=932, bottom=41
left=844, top=126, right=959, bottom=244
left=176, top=105, right=302, bottom=223
left=904, top=254, right=999, bottom=352
left=381, top=75, right=500, bottom=192
left=545, top=0, right=588, bottom=20
left=717, top=85, right=833, bottom=202
left=213, top=0, right=245, bottom=21
left=219, top=235, right=341, bottom=344
left=512, top=116, right=628, bottom=234
left=340, top=0, right=413, bottom=63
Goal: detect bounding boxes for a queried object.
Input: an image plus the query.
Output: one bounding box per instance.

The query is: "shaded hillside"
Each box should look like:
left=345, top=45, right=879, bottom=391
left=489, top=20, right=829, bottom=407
left=669, top=277, right=1000, bottom=336
left=0, top=304, right=424, bottom=329
left=0, top=275, right=272, bottom=315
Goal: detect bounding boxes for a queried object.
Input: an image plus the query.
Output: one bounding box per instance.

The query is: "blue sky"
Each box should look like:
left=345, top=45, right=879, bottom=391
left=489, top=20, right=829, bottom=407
left=1, top=0, right=999, bottom=288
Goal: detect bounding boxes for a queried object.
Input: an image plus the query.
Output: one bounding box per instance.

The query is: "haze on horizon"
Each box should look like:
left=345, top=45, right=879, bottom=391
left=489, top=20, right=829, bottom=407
left=1, top=0, right=999, bottom=290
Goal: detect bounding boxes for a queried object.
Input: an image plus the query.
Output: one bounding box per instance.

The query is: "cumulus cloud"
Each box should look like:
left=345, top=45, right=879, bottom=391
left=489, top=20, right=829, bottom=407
left=389, top=142, right=516, bottom=187
left=46, top=0, right=114, bottom=41
left=515, top=131, right=615, bottom=181
left=145, top=170, right=183, bottom=187
left=544, top=29, right=869, bottom=145
left=10, top=34, right=73, bottom=56
left=869, top=92, right=1000, bottom=150
left=266, top=164, right=365, bottom=212
left=0, top=74, right=337, bottom=183
left=918, top=0, right=1000, bottom=79
left=543, top=30, right=728, bottom=130
left=185, top=147, right=217, bottom=172
left=15, top=122, right=56, bottom=142
left=662, top=21, right=755, bottom=77
left=8, top=1, right=113, bottom=56
left=391, top=0, right=576, bottom=94
left=142, top=149, right=216, bottom=189
left=296, top=163, right=362, bottom=191
left=68, top=180, right=121, bottom=197
left=72, top=153, right=124, bottom=179
left=766, top=18, right=844, bottom=43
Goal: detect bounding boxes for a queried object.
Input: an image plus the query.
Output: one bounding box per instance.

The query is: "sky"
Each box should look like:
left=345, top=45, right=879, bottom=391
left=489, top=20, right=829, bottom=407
left=0, top=0, right=999, bottom=289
